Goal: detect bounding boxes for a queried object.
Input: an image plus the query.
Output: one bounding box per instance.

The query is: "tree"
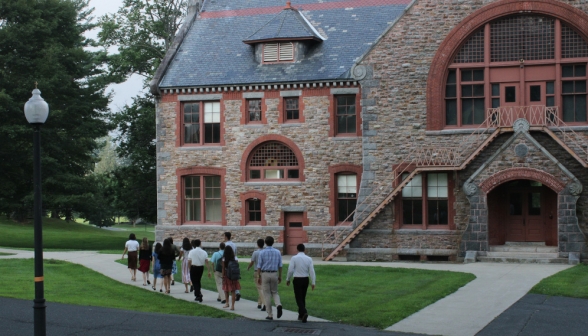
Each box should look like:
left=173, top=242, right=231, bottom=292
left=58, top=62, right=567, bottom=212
left=98, top=0, right=190, bottom=224
left=94, top=136, right=119, bottom=174
left=0, top=0, right=112, bottom=220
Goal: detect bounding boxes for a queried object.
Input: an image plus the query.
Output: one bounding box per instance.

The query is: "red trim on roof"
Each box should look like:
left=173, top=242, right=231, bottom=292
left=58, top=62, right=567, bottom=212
left=200, top=0, right=411, bottom=19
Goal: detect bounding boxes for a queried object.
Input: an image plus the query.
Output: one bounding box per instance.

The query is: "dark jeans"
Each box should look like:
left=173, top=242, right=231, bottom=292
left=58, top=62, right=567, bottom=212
left=293, top=277, right=309, bottom=317
left=190, top=265, right=204, bottom=297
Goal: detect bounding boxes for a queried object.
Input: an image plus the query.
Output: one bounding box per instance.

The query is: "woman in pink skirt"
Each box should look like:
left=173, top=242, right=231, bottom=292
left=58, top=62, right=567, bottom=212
left=180, top=238, right=193, bottom=293
left=138, top=237, right=152, bottom=286
left=222, top=245, right=241, bottom=310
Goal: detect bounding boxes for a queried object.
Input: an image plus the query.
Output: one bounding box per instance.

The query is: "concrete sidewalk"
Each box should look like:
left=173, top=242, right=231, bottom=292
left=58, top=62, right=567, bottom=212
left=0, top=248, right=327, bottom=323
left=0, top=248, right=572, bottom=335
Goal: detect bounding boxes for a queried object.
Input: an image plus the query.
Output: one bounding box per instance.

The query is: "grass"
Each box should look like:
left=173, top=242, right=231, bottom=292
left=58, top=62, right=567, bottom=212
left=0, top=258, right=234, bottom=319
left=0, top=217, right=154, bottom=251
left=123, top=259, right=475, bottom=329
left=530, top=264, right=588, bottom=299
left=0, top=252, right=14, bottom=256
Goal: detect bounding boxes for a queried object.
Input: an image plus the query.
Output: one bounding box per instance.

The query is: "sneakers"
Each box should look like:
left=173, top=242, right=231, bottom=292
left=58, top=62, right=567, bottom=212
left=265, top=316, right=273, bottom=320
left=236, top=293, right=241, bottom=301
left=217, top=298, right=222, bottom=302
left=302, top=313, right=308, bottom=323
left=257, top=304, right=261, bottom=309
left=221, top=300, right=226, bottom=304
left=277, top=305, right=283, bottom=319
left=261, top=305, right=266, bottom=311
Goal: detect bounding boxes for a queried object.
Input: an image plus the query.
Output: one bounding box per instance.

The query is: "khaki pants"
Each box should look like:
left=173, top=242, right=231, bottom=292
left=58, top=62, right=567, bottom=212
left=214, top=271, right=224, bottom=300
left=261, top=272, right=281, bottom=318
left=254, top=272, right=264, bottom=305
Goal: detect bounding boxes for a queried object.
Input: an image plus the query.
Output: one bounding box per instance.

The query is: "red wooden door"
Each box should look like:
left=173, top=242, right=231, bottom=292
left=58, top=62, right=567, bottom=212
left=284, top=212, right=305, bottom=255
left=506, top=192, right=526, bottom=241
left=505, top=184, right=546, bottom=242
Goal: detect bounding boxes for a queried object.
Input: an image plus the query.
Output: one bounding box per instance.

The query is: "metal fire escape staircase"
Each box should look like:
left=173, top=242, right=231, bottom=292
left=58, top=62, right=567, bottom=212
left=323, top=106, right=588, bottom=261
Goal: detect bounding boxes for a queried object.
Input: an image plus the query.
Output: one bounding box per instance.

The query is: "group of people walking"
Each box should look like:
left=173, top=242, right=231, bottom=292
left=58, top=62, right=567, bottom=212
left=121, top=232, right=316, bottom=322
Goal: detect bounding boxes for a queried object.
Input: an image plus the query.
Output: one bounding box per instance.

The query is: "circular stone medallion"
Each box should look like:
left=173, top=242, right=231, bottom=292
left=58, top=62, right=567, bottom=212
left=514, top=143, right=528, bottom=157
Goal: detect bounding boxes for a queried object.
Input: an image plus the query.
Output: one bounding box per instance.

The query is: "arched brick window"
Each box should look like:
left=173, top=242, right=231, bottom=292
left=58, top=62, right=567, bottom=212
left=427, top=0, right=588, bottom=130
left=247, top=141, right=301, bottom=181
left=240, top=191, right=267, bottom=226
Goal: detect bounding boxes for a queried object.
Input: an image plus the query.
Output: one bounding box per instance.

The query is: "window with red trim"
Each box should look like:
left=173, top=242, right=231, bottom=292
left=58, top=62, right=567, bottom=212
left=247, top=198, right=262, bottom=224
left=335, top=95, right=357, bottom=135
left=184, top=175, right=222, bottom=223
left=443, top=15, right=588, bottom=128
left=247, top=141, right=300, bottom=181
left=336, top=174, right=357, bottom=224
left=183, top=101, right=221, bottom=144
left=247, top=99, right=263, bottom=123
left=284, top=97, right=300, bottom=121
left=398, top=172, right=452, bottom=229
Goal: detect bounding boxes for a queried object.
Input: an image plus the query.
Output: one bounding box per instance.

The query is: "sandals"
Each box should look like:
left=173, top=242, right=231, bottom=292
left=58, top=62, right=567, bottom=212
left=166, top=290, right=170, bottom=294
left=222, top=305, right=230, bottom=309
left=152, top=286, right=156, bottom=291
left=184, top=290, right=189, bottom=293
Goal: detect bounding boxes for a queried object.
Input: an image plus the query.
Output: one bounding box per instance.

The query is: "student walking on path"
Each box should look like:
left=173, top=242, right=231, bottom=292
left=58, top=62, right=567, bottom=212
left=138, top=237, right=152, bottom=286
left=286, top=244, right=316, bottom=323
left=180, top=238, right=192, bottom=293
left=121, top=233, right=139, bottom=281
left=188, top=239, right=210, bottom=302
left=167, top=237, right=181, bottom=286
left=256, top=236, right=283, bottom=320
left=158, top=239, right=175, bottom=294
left=247, top=238, right=265, bottom=311
left=223, top=232, right=241, bottom=301
left=222, top=245, right=241, bottom=311
left=151, top=243, right=164, bottom=292
left=210, top=242, right=226, bottom=303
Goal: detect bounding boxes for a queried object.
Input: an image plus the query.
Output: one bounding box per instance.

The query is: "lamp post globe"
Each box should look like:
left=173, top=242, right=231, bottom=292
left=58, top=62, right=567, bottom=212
left=25, top=87, right=49, bottom=336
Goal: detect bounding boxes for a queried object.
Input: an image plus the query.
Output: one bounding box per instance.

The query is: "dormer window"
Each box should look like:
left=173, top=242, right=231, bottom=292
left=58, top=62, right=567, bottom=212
left=264, top=42, right=294, bottom=63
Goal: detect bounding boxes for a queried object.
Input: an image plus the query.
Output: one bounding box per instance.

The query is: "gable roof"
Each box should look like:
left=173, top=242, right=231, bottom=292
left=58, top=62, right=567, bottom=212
left=243, top=5, right=324, bottom=44
left=157, top=0, right=411, bottom=90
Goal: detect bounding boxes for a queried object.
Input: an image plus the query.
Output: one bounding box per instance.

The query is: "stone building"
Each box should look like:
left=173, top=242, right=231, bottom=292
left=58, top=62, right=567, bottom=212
left=153, top=0, right=588, bottom=263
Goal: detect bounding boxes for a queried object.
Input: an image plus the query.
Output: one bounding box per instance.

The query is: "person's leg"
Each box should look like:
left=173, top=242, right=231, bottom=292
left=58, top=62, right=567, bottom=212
left=214, top=271, right=224, bottom=301
left=223, top=291, right=230, bottom=308
left=254, top=273, right=264, bottom=307
left=194, top=266, right=204, bottom=300
left=230, top=290, right=236, bottom=310
left=128, top=268, right=134, bottom=280
left=133, top=268, right=137, bottom=281
left=142, top=271, right=147, bottom=285
left=293, top=278, right=303, bottom=317
left=269, top=273, right=282, bottom=318
left=189, top=266, right=198, bottom=298
left=295, top=277, right=309, bottom=317
left=261, top=273, right=273, bottom=318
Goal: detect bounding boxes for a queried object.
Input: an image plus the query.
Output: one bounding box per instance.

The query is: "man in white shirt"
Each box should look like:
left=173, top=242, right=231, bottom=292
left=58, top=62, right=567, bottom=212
left=223, top=232, right=241, bottom=301
left=188, top=239, right=210, bottom=302
left=286, top=244, right=316, bottom=323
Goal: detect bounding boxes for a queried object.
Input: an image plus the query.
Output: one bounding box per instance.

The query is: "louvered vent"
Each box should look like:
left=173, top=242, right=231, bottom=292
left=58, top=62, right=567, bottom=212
left=263, top=42, right=294, bottom=62
left=279, top=42, right=294, bottom=61
left=264, top=43, right=279, bottom=62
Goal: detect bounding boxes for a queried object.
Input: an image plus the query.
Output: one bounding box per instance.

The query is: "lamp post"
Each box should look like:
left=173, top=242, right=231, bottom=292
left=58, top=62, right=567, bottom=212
left=24, top=86, right=49, bottom=336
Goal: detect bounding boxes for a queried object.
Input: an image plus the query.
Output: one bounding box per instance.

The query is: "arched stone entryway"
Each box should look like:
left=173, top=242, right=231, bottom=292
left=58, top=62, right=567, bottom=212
left=461, top=167, right=583, bottom=259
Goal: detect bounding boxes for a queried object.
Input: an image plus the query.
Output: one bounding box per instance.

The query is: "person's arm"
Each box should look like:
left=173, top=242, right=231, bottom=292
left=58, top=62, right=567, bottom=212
left=121, top=245, right=128, bottom=260
left=278, top=266, right=282, bottom=284
left=256, top=252, right=263, bottom=285
left=247, top=260, right=254, bottom=271
left=309, top=259, right=316, bottom=290
left=286, top=257, right=295, bottom=286
left=205, top=258, right=211, bottom=278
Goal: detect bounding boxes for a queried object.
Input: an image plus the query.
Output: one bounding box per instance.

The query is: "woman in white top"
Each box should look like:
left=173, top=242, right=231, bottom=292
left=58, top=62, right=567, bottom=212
left=121, top=233, right=140, bottom=281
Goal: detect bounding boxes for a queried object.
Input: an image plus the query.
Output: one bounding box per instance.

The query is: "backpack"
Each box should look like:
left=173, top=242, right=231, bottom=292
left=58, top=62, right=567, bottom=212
left=214, top=253, right=223, bottom=273
left=226, top=260, right=241, bottom=281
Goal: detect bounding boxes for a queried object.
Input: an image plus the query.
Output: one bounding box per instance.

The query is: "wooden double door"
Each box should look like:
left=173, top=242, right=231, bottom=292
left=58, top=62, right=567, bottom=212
left=488, top=180, right=557, bottom=245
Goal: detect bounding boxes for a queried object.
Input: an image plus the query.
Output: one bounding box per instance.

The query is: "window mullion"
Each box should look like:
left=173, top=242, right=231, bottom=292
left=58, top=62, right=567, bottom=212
left=422, top=174, right=427, bottom=230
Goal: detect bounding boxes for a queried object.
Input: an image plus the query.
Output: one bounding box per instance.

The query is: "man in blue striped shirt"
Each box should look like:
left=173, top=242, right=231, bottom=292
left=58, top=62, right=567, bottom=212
left=256, top=236, right=283, bottom=320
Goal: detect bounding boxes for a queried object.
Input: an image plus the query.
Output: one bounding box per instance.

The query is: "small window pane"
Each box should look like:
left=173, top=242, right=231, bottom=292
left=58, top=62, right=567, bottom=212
left=265, top=169, right=284, bottom=179
left=575, top=80, right=586, bottom=93
left=528, top=193, right=541, bottom=216
left=563, top=95, right=575, bottom=121
left=204, top=123, right=220, bottom=143
left=205, top=200, right=221, bottom=222
left=546, top=96, right=555, bottom=107
left=462, top=85, right=473, bottom=97
left=447, top=70, right=456, bottom=84
left=428, top=200, right=448, bottom=225
left=403, top=200, right=422, bottom=225
left=250, top=170, right=261, bottom=179
left=402, top=174, right=422, bottom=198
left=462, top=99, right=473, bottom=125
left=473, top=84, right=484, bottom=96
left=446, top=84, right=456, bottom=98
left=204, top=102, right=220, bottom=122
left=563, top=81, right=575, bottom=94
left=287, top=170, right=299, bottom=179
left=509, top=193, right=523, bottom=216
left=575, top=95, right=587, bottom=122
left=492, top=84, right=500, bottom=96
left=473, top=69, right=484, bottom=81
left=505, top=86, right=516, bottom=102
left=185, top=124, right=200, bottom=144
left=461, top=70, right=472, bottom=82
left=530, top=85, right=541, bottom=102
left=576, top=65, right=586, bottom=77
left=546, top=82, right=554, bottom=94
left=446, top=99, right=457, bottom=125
left=492, top=98, right=500, bottom=108
left=563, top=65, right=574, bottom=77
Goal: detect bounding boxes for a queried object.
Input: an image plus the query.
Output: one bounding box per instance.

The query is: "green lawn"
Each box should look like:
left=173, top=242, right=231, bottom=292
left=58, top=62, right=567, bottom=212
left=124, top=259, right=475, bottom=329
left=531, top=264, right=588, bottom=299
left=0, top=259, right=233, bottom=319
left=0, top=217, right=154, bottom=251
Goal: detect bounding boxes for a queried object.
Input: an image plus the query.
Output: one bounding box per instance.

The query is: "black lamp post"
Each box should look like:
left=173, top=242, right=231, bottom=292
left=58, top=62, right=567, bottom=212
left=24, top=87, right=49, bottom=336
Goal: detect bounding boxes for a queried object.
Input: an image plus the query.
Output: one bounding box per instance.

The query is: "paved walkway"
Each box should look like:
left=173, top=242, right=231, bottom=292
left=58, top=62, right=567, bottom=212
left=0, top=248, right=572, bottom=336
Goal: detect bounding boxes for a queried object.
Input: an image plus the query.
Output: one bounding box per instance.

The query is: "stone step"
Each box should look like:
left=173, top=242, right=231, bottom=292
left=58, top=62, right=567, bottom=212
left=478, top=256, right=568, bottom=264
left=504, top=241, right=546, bottom=246
left=489, top=245, right=558, bottom=253
left=486, top=252, right=559, bottom=258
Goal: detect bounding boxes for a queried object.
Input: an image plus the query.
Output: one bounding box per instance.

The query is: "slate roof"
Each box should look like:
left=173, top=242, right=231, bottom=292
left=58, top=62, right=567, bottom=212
left=243, top=6, right=323, bottom=44
left=158, top=0, right=410, bottom=88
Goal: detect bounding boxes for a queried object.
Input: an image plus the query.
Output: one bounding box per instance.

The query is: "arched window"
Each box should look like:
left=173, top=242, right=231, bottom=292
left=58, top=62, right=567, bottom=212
left=247, top=141, right=301, bottom=181
left=443, top=14, right=588, bottom=127
left=239, top=191, right=267, bottom=226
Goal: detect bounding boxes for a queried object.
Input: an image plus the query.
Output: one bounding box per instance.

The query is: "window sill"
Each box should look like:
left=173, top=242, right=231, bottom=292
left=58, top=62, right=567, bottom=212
left=178, top=146, right=223, bottom=151
left=245, top=181, right=302, bottom=186
left=244, top=124, right=265, bottom=128
left=395, top=229, right=455, bottom=235
left=425, top=128, right=496, bottom=136
left=330, top=136, right=359, bottom=141
left=181, top=223, right=224, bottom=226
left=280, top=123, right=302, bottom=127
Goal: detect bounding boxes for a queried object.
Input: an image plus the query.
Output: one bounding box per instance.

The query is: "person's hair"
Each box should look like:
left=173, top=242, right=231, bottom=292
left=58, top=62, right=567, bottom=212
left=265, top=236, right=274, bottom=246
left=167, top=237, right=173, bottom=243
left=141, top=237, right=149, bottom=250
left=297, top=244, right=305, bottom=252
left=182, top=238, right=192, bottom=251
left=257, top=238, right=264, bottom=248
left=154, top=242, right=162, bottom=254
left=129, top=233, right=136, bottom=240
left=191, top=239, right=197, bottom=248
left=224, top=232, right=231, bottom=240
left=219, top=242, right=225, bottom=250
left=194, top=239, right=201, bottom=247
left=223, top=244, right=236, bottom=267
left=161, top=239, right=173, bottom=256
